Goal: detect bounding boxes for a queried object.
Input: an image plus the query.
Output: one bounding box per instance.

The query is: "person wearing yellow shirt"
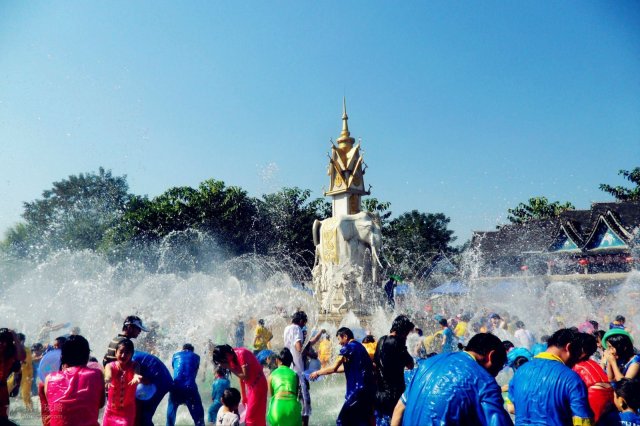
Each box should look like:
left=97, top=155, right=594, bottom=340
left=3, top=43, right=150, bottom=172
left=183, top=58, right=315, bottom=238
left=253, top=319, right=273, bottom=354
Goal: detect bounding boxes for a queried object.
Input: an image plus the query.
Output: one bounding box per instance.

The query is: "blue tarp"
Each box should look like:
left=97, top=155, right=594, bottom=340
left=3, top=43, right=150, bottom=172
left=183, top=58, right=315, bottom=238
left=429, top=281, right=468, bottom=295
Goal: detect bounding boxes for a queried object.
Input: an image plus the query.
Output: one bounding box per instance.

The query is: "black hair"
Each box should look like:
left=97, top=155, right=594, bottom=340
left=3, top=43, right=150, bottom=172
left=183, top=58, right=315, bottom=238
left=595, top=330, right=605, bottom=340
left=588, top=320, right=599, bottom=330
left=221, top=387, right=241, bottom=408
left=548, top=328, right=582, bottom=366
left=362, top=335, right=375, bottom=344
left=513, top=356, right=529, bottom=370
left=0, top=329, right=16, bottom=359
left=426, top=352, right=438, bottom=358
left=515, top=321, right=525, bottom=329
left=465, top=333, right=507, bottom=375
left=183, top=343, right=194, bottom=352
left=414, top=328, right=423, bottom=337
left=614, top=378, right=640, bottom=411
left=278, top=347, right=294, bottom=367
left=116, top=338, right=134, bottom=354
left=212, top=344, right=235, bottom=365
left=606, top=334, right=635, bottom=363
left=390, top=315, right=415, bottom=336
left=17, top=333, right=25, bottom=343
left=292, top=311, right=308, bottom=326
left=55, top=336, right=68, bottom=347
left=60, top=335, right=90, bottom=367
left=258, top=319, right=265, bottom=326
left=540, top=335, right=551, bottom=343
left=216, top=367, right=229, bottom=378
left=502, top=340, right=515, bottom=351
left=31, top=343, right=44, bottom=353
left=577, top=333, right=597, bottom=359
left=438, top=318, right=448, bottom=327
left=336, top=327, right=354, bottom=340
left=615, top=315, right=626, bottom=323
left=89, top=356, right=98, bottom=363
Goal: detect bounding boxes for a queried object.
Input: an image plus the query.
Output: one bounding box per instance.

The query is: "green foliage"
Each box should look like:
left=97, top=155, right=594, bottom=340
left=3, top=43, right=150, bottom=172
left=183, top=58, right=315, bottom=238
left=255, top=187, right=330, bottom=266
left=384, top=210, right=456, bottom=279
left=7, top=168, right=130, bottom=257
left=507, top=197, right=574, bottom=224
left=599, top=167, right=640, bottom=202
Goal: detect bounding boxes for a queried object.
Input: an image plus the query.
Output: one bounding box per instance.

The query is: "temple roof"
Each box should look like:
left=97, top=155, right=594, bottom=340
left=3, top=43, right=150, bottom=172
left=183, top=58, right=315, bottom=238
left=472, top=201, right=640, bottom=260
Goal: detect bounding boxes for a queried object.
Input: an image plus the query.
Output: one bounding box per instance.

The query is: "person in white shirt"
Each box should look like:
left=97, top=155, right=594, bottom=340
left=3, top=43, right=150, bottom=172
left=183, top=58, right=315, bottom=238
left=283, top=311, right=310, bottom=426
left=514, top=321, right=535, bottom=350
left=216, top=387, right=241, bottom=426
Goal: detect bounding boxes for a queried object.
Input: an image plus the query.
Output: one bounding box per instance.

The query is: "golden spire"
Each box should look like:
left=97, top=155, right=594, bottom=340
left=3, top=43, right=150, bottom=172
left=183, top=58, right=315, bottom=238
left=336, top=97, right=355, bottom=146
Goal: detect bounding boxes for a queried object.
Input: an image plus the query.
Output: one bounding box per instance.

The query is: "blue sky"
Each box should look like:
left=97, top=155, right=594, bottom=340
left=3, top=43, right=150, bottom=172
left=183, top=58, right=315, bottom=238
left=1, top=1, right=638, bottom=243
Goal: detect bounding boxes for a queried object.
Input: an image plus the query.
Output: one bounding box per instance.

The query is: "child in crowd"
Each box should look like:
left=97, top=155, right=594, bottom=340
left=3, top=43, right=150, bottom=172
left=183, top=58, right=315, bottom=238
left=216, top=387, right=241, bottom=426
left=597, top=378, right=640, bottom=425
left=208, top=367, right=230, bottom=425
left=103, top=339, right=140, bottom=426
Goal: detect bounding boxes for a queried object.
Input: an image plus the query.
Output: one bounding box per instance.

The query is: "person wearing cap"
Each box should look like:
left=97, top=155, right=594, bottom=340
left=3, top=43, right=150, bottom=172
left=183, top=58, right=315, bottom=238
left=602, top=328, right=639, bottom=381
left=103, top=316, right=148, bottom=367
left=509, top=328, right=593, bottom=426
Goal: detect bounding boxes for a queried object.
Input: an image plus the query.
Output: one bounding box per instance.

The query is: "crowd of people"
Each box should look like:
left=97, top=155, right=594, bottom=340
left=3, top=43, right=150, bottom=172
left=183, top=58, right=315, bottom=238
left=0, top=308, right=639, bottom=425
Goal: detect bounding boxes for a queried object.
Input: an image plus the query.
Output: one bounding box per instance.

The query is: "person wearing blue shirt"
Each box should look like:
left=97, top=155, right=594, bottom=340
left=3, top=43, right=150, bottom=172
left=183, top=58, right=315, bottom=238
left=597, top=378, right=640, bottom=426
left=509, top=328, right=593, bottom=426
left=310, top=327, right=376, bottom=426
left=439, top=318, right=456, bottom=353
left=132, top=351, right=173, bottom=426
left=167, top=343, right=205, bottom=426
left=390, top=333, right=513, bottom=426
left=207, top=367, right=230, bottom=424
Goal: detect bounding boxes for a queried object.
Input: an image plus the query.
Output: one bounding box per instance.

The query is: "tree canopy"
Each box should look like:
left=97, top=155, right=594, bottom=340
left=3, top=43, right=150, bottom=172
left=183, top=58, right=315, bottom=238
left=507, top=196, right=574, bottom=224
left=599, top=167, right=640, bottom=202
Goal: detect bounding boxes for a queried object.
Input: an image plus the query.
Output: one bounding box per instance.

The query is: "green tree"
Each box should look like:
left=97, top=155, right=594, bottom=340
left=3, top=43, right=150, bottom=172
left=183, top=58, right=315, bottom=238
left=7, top=168, right=131, bottom=256
left=599, top=167, right=640, bottom=202
left=255, top=187, right=330, bottom=266
left=507, top=197, right=574, bottom=224
left=384, top=210, right=456, bottom=279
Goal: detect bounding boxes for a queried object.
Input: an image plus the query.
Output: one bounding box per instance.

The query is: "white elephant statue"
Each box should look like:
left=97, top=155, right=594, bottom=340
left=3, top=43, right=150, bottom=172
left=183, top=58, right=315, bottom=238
left=312, top=211, right=383, bottom=313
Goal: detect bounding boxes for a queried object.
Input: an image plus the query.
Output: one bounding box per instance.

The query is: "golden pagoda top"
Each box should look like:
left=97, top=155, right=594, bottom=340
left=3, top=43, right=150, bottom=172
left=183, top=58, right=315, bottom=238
left=336, top=97, right=355, bottom=147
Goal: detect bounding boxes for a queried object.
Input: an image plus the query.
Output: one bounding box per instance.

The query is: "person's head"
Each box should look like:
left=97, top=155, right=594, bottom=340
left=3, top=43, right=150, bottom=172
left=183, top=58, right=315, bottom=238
left=489, top=313, right=501, bottom=327
left=215, top=367, right=229, bottom=379
left=438, top=318, right=448, bottom=328
left=613, top=378, right=640, bottom=413
left=0, top=329, right=16, bottom=358
left=31, top=343, right=44, bottom=356
left=182, top=343, right=194, bottom=352
left=414, top=328, right=423, bottom=337
left=588, top=320, right=599, bottom=331
left=362, top=335, right=375, bottom=344
left=464, top=333, right=507, bottom=377
left=258, top=319, right=265, bottom=326
left=122, top=315, right=148, bottom=338
left=513, top=356, right=529, bottom=370
left=336, top=327, right=354, bottom=346
left=54, top=336, right=67, bottom=349
left=277, top=347, right=294, bottom=368
left=212, top=344, right=237, bottom=368
left=547, top=328, right=583, bottom=367
left=115, top=339, right=134, bottom=365
left=291, top=311, right=308, bottom=327
left=605, top=332, right=635, bottom=363
left=515, top=321, right=525, bottom=329
left=390, top=315, right=415, bottom=338
left=615, top=315, right=626, bottom=325
left=221, top=387, right=241, bottom=411
left=576, top=332, right=597, bottom=361
left=502, top=341, right=515, bottom=352
left=16, top=333, right=25, bottom=344
left=595, top=329, right=605, bottom=348
left=60, top=335, right=90, bottom=367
